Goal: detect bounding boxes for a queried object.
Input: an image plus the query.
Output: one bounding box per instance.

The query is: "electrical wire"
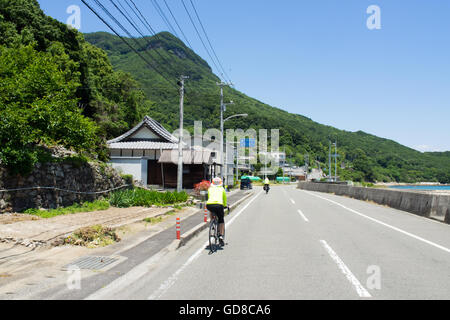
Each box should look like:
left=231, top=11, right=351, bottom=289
left=162, top=0, right=194, bottom=49
left=180, top=0, right=227, bottom=83
left=123, top=0, right=193, bottom=77
left=188, top=0, right=232, bottom=84
left=81, top=0, right=178, bottom=90
left=150, top=0, right=179, bottom=38
left=110, top=0, right=182, bottom=77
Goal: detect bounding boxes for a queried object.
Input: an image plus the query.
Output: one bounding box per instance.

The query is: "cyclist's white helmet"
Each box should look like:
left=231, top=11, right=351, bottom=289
left=212, top=177, right=223, bottom=186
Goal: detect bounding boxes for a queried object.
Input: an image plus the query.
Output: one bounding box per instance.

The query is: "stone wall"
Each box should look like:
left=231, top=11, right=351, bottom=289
left=0, top=161, right=128, bottom=213
left=297, top=182, right=450, bottom=224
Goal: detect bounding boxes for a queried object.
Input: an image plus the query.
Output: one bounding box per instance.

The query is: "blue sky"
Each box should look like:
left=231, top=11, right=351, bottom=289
left=38, top=0, right=450, bottom=152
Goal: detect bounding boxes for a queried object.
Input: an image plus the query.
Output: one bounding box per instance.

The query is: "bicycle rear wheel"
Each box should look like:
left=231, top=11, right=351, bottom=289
left=209, top=218, right=218, bottom=252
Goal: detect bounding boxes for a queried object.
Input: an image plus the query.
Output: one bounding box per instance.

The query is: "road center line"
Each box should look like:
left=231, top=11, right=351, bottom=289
left=297, top=209, right=309, bottom=222
left=148, top=190, right=263, bottom=300
left=320, top=240, right=372, bottom=298
left=303, top=190, right=450, bottom=254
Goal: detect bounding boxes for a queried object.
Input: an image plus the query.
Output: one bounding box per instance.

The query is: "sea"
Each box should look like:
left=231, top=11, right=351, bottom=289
left=389, top=185, right=450, bottom=191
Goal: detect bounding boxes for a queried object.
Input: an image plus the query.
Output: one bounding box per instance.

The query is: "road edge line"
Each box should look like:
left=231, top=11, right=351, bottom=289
left=303, top=190, right=450, bottom=254
left=320, top=240, right=372, bottom=298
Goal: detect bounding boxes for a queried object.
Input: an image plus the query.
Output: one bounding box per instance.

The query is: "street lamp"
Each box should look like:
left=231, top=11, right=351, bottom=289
left=224, top=113, right=248, bottom=123
left=222, top=113, right=248, bottom=186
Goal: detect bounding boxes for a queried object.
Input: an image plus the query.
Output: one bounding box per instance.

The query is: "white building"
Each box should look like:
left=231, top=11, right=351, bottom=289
left=108, top=116, right=235, bottom=188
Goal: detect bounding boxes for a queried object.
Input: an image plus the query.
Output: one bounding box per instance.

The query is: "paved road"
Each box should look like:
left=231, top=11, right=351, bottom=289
left=24, top=189, right=252, bottom=300
left=40, top=185, right=450, bottom=300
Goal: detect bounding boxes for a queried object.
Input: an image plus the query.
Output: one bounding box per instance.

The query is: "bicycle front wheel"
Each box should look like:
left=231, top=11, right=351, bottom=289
left=209, top=219, right=218, bottom=252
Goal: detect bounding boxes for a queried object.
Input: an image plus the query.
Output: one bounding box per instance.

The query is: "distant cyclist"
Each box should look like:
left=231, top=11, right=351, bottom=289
left=264, top=177, right=270, bottom=194
left=207, top=177, right=228, bottom=246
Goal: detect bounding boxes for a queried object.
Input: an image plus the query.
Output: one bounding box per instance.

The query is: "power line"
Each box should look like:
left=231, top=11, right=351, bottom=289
left=83, top=0, right=233, bottom=94
left=180, top=0, right=227, bottom=83
left=81, top=0, right=178, bottom=91
left=188, top=0, right=232, bottom=84
left=124, top=0, right=195, bottom=78
left=162, top=0, right=193, bottom=49
left=112, top=0, right=180, bottom=77
left=124, top=0, right=158, bottom=35
left=97, top=0, right=170, bottom=74
left=150, top=0, right=179, bottom=38
left=101, top=0, right=181, bottom=80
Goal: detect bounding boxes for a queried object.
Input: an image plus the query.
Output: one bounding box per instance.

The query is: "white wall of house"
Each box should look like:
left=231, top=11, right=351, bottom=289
left=130, top=126, right=160, bottom=140
left=110, top=158, right=148, bottom=185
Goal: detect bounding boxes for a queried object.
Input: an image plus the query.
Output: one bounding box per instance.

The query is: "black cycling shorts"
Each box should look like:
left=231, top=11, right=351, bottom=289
left=207, top=204, right=225, bottom=224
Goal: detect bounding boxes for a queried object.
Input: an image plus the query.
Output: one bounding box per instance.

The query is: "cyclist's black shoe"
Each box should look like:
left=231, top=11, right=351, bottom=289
left=219, top=236, right=225, bottom=247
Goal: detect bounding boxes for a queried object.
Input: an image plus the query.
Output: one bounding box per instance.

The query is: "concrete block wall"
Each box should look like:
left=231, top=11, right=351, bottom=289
left=297, top=182, right=450, bottom=224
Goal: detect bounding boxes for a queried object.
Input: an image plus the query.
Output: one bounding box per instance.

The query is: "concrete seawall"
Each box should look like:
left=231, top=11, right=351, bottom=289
left=297, top=182, right=450, bottom=224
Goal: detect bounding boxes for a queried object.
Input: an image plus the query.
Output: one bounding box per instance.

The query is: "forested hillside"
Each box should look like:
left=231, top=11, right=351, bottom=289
left=85, top=32, right=450, bottom=183
left=0, top=0, right=150, bottom=173
left=0, top=0, right=448, bottom=183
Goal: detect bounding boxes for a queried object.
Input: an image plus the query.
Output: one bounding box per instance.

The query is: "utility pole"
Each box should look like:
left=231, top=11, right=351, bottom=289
left=235, top=143, right=239, bottom=185
left=289, top=153, right=293, bottom=182
left=177, top=76, right=188, bottom=192
left=283, top=146, right=286, bottom=184
left=334, top=141, right=338, bottom=182
left=329, top=141, right=332, bottom=182
left=217, top=82, right=232, bottom=184
left=305, top=154, right=309, bottom=181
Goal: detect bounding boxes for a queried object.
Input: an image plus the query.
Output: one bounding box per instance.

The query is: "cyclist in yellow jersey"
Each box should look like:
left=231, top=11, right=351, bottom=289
left=264, top=177, right=270, bottom=194
left=207, top=177, right=227, bottom=246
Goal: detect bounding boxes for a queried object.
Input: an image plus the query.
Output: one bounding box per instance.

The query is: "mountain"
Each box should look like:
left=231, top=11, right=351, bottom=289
left=85, top=31, right=450, bottom=183
left=0, top=0, right=448, bottom=183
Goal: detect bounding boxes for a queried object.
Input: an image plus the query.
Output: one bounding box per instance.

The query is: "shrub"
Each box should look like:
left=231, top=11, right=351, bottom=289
left=109, top=188, right=188, bottom=208
left=194, top=180, right=211, bottom=194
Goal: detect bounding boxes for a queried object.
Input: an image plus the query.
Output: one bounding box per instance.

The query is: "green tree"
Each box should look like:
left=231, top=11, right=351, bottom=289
left=0, top=44, right=99, bottom=174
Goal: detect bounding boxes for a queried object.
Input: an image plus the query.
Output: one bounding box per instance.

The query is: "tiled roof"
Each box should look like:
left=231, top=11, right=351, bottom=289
left=107, top=116, right=178, bottom=144
left=108, top=141, right=178, bottom=150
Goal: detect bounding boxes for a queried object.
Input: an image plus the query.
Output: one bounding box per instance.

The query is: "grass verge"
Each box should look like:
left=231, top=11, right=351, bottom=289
left=24, top=200, right=110, bottom=219
left=109, top=188, right=189, bottom=208
left=22, top=188, right=189, bottom=219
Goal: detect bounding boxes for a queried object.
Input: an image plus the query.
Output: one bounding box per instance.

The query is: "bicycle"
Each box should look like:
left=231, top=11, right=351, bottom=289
left=209, top=206, right=229, bottom=253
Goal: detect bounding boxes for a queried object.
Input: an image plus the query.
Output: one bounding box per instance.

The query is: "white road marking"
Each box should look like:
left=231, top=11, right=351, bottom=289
left=290, top=198, right=295, bottom=205
left=297, top=209, right=309, bottom=222
left=148, top=190, right=263, bottom=300
left=303, top=190, right=450, bottom=254
left=320, top=240, right=372, bottom=298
